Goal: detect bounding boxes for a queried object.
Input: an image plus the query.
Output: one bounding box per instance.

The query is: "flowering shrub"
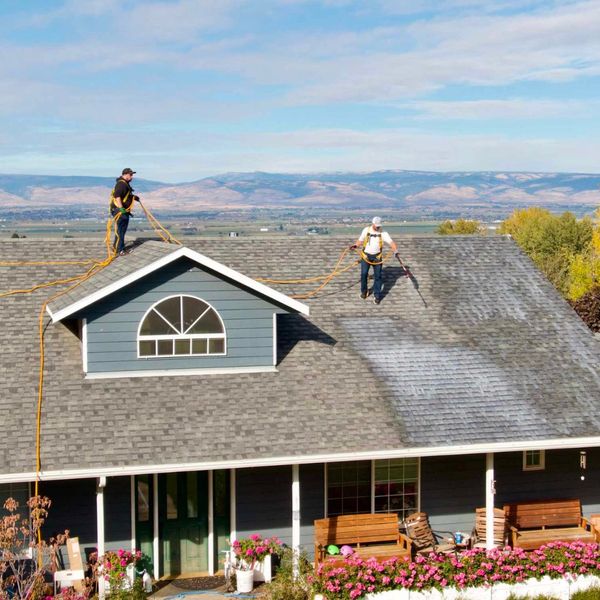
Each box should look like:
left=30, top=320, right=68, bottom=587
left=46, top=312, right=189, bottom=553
left=100, top=549, right=143, bottom=599
left=231, top=534, right=282, bottom=570
left=311, top=542, right=600, bottom=599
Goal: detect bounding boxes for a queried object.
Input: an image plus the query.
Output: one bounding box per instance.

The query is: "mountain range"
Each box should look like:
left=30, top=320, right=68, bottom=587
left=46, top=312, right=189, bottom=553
left=1, top=170, right=599, bottom=219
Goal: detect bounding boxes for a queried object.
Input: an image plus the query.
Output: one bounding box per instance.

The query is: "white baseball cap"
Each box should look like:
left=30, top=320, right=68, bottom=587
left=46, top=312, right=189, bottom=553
left=372, top=216, right=382, bottom=227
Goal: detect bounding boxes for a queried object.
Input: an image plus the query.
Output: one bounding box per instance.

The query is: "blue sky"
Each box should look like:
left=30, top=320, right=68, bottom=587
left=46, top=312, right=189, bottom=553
left=1, top=0, right=600, bottom=182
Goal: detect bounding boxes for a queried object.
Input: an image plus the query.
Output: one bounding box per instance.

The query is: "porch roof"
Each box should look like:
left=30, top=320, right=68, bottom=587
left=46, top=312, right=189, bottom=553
left=1, top=235, right=600, bottom=481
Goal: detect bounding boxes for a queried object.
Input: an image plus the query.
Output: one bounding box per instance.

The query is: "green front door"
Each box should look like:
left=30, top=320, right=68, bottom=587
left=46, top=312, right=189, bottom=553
left=159, top=472, right=208, bottom=576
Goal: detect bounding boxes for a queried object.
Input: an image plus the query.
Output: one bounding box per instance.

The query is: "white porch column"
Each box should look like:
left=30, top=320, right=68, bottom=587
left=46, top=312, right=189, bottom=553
left=153, top=474, right=160, bottom=579
left=230, top=469, right=237, bottom=543
left=292, top=464, right=301, bottom=578
left=96, top=477, right=107, bottom=600
left=130, top=475, right=136, bottom=552
left=485, top=453, right=495, bottom=550
left=208, top=470, right=215, bottom=575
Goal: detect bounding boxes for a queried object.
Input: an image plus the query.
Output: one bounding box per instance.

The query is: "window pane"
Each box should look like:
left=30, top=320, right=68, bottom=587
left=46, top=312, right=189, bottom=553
left=328, top=499, right=342, bottom=516
left=214, top=470, right=228, bottom=518
left=158, top=339, right=173, bottom=355
left=192, top=339, right=208, bottom=354
left=156, top=297, right=182, bottom=332
left=187, top=473, right=198, bottom=518
left=175, top=339, right=190, bottom=355
left=183, top=297, right=209, bottom=332
left=189, top=308, right=223, bottom=334
left=389, top=481, right=403, bottom=495
left=137, top=476, right=150, bottom=522
left=357, top=496, right=371, bottom=513
left=327, top=461, right=372, bottom=517
left=209, top=338, right=225, bottom=354
left=403, top=460, right=418, bottom=480
left=166, top=474, right=178, bottom=520
left=139, top=340, right=156, bottom=356
left=141, top=309, right=177, bottom=335
left=373, top=459, right=420, bottom=519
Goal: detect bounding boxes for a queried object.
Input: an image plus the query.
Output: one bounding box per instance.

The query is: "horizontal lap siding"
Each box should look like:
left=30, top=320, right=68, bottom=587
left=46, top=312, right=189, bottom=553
left=421, top=455, right=486, bottom=535
left=300, top=464, right=325, bottom=560
left=495, top=448, right=600, bottom=517
left=41, top=477, right=131, bottom=566
left=82, top=257, right=284, bottom=373
left=236, top=466, right=293, bottom=548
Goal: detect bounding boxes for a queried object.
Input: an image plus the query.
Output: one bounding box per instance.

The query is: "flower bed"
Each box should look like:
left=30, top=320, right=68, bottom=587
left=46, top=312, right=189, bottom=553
left=311, top=542, right=600, bottom=599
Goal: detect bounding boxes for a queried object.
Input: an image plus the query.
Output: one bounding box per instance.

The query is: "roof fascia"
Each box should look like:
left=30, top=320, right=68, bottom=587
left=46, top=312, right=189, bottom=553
left=49, top=246, right=309, bottom=323
left=3, top=435, right=600, bottom=484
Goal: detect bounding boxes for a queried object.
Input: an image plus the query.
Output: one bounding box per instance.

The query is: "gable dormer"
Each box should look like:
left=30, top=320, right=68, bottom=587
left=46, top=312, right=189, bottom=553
left=46, top=243, right=308, bottom=378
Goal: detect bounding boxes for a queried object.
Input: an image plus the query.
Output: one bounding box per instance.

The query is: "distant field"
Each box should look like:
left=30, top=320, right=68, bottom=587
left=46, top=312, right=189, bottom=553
left=2, top=219, right=499, bottom=239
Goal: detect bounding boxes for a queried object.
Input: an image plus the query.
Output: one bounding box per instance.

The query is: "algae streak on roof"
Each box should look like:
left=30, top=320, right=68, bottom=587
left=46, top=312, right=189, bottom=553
left=0, top=235, right=600, bottom=480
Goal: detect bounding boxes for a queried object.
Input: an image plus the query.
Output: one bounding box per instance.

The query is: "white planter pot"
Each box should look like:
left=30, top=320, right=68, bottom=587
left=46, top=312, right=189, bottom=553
left=236, top=568, right=254, bottom=594
left=253, top=554, right=272, bottom=583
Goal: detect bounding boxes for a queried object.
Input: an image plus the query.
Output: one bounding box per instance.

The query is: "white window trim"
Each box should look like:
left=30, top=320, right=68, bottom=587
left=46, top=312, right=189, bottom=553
left=522, top=449, right=545, bottom=471
left=324, top=458, right=421, bottom=517
left=137, top=294, right=227, bottom=359
left=81, top=318, right=88, bottom=374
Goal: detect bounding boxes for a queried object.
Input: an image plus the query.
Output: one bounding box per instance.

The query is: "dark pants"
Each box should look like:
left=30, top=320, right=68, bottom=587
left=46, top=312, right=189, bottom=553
left=111, top=209, right=129, bottom=253
left=361, top=253, right=383, bottom=299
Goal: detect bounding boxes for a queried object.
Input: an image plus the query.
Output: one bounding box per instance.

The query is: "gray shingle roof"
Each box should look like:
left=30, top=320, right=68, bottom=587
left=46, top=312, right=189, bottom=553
left=47, top=240, right=176, bottom=315
left=1, top=235, right=600, bottom=479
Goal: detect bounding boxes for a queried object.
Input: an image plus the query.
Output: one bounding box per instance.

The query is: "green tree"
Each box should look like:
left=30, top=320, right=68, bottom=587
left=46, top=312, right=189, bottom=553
left=436, top=219, right=483, bottom=235
left=567, top=209, right=600, bottom=300
left=500, top=208, right=593, bottom=297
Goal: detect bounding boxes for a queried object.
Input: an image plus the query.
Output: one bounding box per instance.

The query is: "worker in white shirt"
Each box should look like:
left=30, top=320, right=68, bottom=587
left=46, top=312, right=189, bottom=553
left=350, top=217, right=399, bottom=304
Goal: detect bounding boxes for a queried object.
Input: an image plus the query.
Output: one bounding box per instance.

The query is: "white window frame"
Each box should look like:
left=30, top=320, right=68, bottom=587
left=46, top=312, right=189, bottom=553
left=522, top=449, right=545, bottom=471
left=137, top=294, right=227, bottom=359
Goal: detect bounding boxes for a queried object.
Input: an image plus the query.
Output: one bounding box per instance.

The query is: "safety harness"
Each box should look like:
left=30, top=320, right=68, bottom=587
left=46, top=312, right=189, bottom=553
left=362, top=227, right=384, bottom=260
left=109, top=178, right=133, bottom=213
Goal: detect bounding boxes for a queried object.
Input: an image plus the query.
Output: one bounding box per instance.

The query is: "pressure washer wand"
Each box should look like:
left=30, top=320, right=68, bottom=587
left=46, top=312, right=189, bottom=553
left=395, top=254, right=428, bottom=308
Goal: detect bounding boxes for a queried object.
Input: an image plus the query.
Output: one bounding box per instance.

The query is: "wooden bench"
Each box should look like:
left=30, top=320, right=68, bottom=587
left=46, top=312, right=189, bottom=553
left=314, top=513, right=412, bottom=567
left=504, top=499, right=599, bottom=550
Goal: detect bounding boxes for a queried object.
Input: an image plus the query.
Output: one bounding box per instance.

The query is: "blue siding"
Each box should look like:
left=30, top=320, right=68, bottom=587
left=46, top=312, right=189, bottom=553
left=236, top=466, right=292, bottom=548
left=40, top=477, right=131, bottom=566
left=495, top=448, right=600, bottom=517
left=81, top=257, right=287, bottom=373
left=421, top=454, right=486, bottom=536
left=300, top=463, right=325, bottom=559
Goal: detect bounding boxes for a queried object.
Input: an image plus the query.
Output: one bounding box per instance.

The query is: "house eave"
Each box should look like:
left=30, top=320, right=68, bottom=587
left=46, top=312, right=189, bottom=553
left=3, top=435, right=600, bottom=484
left=48, top=246, right=309, bottom=322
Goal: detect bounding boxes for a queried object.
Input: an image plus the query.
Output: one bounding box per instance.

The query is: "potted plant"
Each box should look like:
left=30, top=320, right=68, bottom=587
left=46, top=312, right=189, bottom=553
left=231, top=534, right=282, bottom=592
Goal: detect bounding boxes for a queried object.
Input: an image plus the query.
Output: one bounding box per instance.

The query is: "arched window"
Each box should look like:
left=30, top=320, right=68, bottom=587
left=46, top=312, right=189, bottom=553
left=138, top=295, right=226, bottom=357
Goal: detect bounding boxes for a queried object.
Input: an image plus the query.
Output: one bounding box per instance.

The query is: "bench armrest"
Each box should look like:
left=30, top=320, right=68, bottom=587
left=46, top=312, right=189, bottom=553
left=582, top=518, right=600, bottom=542
left=398, top=532, right=413, bottom=552
left=510, top=525, right=519, bottom=533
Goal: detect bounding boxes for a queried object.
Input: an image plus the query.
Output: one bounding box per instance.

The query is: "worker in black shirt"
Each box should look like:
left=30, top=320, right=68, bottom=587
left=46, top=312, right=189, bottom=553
left=110, top=167, right=139, bottom=255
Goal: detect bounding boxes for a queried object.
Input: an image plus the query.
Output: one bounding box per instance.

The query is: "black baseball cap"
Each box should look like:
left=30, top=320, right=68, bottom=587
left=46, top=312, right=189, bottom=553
left=122, top=167, right=136, bottom=175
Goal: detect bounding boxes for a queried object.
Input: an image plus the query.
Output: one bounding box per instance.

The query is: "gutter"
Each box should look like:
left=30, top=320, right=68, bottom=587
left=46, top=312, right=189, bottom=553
left=2, top=435, right=600, bottom=484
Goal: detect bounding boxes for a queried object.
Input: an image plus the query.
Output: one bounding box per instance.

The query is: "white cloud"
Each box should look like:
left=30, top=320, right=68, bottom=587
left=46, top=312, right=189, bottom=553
left=402, top=98, right=593, bottom=120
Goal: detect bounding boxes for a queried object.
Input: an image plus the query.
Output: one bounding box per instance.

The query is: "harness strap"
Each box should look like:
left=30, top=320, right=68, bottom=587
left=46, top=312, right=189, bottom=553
left=109, top=179, right=132, bottom=212
left=362, top=228, right=383, bottom=259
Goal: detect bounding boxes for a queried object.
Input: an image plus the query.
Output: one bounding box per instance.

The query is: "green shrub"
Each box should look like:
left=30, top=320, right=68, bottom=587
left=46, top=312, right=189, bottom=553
left=262, top=547, right=311, bottom=600
left=437, top=219, right=483, bottom=235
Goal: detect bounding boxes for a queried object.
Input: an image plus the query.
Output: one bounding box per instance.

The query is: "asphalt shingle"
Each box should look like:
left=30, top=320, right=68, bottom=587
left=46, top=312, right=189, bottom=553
left=1, top=235, right=599, bottom=478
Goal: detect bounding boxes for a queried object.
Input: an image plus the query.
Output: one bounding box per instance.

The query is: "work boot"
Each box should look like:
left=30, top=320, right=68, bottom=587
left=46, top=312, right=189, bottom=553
left=360, top=291, right=367, bottom=299
left=373, top=297, right=381, bottom=305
